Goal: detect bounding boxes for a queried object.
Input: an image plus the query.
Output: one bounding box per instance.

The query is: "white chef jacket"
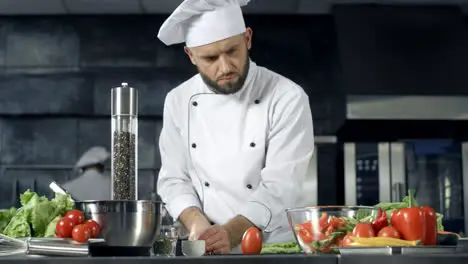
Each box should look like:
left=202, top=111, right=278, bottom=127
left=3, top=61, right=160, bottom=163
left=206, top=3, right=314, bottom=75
left=157, top=60, right=315, bottom=246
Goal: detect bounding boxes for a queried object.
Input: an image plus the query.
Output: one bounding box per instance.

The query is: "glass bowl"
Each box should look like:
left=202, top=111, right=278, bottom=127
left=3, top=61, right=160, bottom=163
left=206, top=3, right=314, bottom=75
left=286, top=206, right=379, bottom=254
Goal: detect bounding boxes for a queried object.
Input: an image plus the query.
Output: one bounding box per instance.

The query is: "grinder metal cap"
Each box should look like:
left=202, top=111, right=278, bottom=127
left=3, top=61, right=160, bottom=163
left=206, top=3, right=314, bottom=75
left=111, top=82, right=138, bottom=116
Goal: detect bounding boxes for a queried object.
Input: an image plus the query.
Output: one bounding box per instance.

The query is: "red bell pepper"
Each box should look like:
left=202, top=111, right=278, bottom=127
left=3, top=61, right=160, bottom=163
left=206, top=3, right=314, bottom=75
left=420, top=206, right=437, bottom=245
left=372, top=208, right=388, bottom=233
left=390, top=190, right=426, bottom=242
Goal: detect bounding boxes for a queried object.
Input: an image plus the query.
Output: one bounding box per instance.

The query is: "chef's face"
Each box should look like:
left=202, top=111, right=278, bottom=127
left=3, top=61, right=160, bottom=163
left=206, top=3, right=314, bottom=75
left=184, top=28, right=253, bottom=94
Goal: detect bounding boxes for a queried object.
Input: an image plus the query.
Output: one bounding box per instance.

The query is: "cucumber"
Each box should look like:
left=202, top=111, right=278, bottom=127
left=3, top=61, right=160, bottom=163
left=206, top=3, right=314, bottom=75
left=437, top=233, right=459, bottom=246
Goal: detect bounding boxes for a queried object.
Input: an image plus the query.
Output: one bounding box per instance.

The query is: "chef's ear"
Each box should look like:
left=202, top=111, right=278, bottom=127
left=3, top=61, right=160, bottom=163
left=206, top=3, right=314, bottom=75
left=245, top=27, right=253, bottom=51
left=184, top=46, right=197, bottom=65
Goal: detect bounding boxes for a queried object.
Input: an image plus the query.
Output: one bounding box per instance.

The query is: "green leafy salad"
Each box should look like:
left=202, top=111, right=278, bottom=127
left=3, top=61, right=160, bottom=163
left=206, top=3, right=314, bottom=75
left=0, top=189, right=74, bottom=238
left=261, top=242, right=301, bottom=254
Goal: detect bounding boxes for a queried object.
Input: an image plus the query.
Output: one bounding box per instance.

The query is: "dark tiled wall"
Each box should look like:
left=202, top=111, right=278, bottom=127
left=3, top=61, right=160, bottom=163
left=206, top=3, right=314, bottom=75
left=0, top=15, right=343, bottom=208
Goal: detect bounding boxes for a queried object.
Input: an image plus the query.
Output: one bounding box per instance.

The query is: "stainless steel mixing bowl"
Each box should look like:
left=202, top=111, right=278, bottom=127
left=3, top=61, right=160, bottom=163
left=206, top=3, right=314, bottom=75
left=74, top=200, right=162, bottom=247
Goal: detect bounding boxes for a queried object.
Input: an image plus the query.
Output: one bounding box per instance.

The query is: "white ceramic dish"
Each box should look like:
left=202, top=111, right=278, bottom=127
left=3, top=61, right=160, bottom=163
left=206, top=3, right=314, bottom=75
left=181, top=240, right=205, bottom=257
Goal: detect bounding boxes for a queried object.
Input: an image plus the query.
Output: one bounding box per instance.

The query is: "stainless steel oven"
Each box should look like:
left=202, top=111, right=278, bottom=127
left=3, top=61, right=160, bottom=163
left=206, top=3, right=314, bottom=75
left=298, top=136, right=339, bottom=207
left=344, top=140, right=468, bottom=233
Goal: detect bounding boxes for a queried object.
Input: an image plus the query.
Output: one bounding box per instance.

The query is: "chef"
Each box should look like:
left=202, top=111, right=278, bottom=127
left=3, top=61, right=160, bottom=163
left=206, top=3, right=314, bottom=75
left=62, top=146, right=111, bottom=201
left=156, top=0, right=315, bottom=254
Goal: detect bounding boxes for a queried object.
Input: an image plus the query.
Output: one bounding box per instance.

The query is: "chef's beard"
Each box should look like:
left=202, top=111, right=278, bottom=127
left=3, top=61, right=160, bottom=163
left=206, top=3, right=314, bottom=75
left=198, top=53, right=250, bottom=95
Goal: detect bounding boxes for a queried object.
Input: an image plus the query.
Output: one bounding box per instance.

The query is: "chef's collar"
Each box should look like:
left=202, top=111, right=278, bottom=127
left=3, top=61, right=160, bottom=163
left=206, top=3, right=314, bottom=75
left=201, top=59, right=258, bottom=99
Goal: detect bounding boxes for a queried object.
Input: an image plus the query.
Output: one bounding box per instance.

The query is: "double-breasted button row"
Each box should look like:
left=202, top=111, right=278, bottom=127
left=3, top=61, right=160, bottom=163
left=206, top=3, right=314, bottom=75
left=203, top=181, right=251, bottom=190
left=191, top=99, right=260, bottom=107
left=190, top=98, right=259, bottom=192
left=192, top=142, right=254, bottom=149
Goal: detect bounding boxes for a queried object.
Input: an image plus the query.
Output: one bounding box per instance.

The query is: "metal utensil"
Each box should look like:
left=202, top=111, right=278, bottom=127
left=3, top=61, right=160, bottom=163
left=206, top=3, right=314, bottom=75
left=0, top=233, right=27, bottom=256
left=49, top=181, right=76, bottom=202
left=75, top=200, right=162, bottom=247
left=26, top=238, right=89, bottom=257
left=0, top=236, right=90, bottom=257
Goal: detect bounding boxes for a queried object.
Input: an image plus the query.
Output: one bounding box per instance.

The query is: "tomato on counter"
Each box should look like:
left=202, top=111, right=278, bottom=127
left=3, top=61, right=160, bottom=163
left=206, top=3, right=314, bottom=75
left=353, top=223, right=375, bottom=238
left=65, top=210, right=85, bottom=226
left=241, top=227, right=263, bottom=254
left=377, top=226, right=400, bottom=239
left=56, top=217, right=75, bottom=238
left=84, top=220, right=101, bottom=238
left=54, top=209, right=100, bottom=243
left=72, top=224, right=92, bottom=243
left=341, top=234, right=354, bottom=247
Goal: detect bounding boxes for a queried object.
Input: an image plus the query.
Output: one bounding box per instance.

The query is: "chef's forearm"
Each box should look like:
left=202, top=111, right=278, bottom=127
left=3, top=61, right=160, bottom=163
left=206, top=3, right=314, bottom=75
left=223, top=215, right=255, bottom=248
left=179, top=206, right=211, bottom=232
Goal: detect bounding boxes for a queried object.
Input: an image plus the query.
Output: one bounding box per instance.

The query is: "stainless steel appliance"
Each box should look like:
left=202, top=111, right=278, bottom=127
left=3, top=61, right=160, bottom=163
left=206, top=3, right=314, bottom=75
left=298, top=135, right=338, bottom=207
left=342, top=95, right=468, bottom=234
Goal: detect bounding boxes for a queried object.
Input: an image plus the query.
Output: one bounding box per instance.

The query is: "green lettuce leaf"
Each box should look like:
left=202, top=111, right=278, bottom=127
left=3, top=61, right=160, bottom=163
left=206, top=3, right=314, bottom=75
left=2, top=209, right=31, bottom=237
left=51, top=193, right=74, bottom=216
left=1, top=189, right=74, bottom=238
left=44, top=216, right=61, bottom=238
left=0, top=207, right=17, bottom=233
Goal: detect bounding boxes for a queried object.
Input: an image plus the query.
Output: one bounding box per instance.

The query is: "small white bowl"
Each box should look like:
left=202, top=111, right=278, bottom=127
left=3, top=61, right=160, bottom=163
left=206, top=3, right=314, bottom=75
left=181, top=240, right=206, bottom=257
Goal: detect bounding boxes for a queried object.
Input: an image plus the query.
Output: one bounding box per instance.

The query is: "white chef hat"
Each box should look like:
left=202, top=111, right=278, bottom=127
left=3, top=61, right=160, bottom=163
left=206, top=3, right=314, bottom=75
left=75, top=146, right=110, bottom=169
left=157, top=0, right=251, bottom=48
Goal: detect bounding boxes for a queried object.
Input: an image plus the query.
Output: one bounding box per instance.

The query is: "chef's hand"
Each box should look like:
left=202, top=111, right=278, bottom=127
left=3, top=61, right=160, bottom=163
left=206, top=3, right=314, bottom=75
left=198, top=225, right=231, bottom=254
left=188, top=220, right=211, bottom=240
left=178, top=207, right=212, bottom=240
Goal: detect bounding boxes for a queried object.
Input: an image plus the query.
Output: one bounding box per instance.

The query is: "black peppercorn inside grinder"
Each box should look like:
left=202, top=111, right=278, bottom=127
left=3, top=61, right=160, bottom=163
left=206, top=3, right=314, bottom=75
left=111, top=82, right=138, bottom=201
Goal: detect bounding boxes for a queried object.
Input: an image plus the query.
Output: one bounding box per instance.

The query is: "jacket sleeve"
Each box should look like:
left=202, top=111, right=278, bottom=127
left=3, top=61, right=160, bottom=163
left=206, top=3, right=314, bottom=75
left=157, top=93, right=202, bottom=220
left=238, top=86, right=315, bottom=231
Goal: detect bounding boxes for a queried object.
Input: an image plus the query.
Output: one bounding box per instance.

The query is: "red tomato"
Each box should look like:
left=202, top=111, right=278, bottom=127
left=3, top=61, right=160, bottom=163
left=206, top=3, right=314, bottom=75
left=241, top=227, right=263, bottom=254
left=325, top=225, right=335, bottom=236
left=55, top=217, right=75, bottom=238
left=341, top=234, right=354, bottom=247
left=296, top=225, right=313, bottom=243
left=72, top=224, right=91, bottom=243
left=65, top=210, right=85, bottom=226
left=330, top=217, right=346, bottom=228
left=353, top=223, right=375, bottom=238
left=319, top=213, right=329, bottom=230
left=297, top=223, right=328, bottom=243
left=377, top=226, right=401, bottom=239
left=298, top=222, right=314, bottom=234
left=84, top=220, right=101, bottom=238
